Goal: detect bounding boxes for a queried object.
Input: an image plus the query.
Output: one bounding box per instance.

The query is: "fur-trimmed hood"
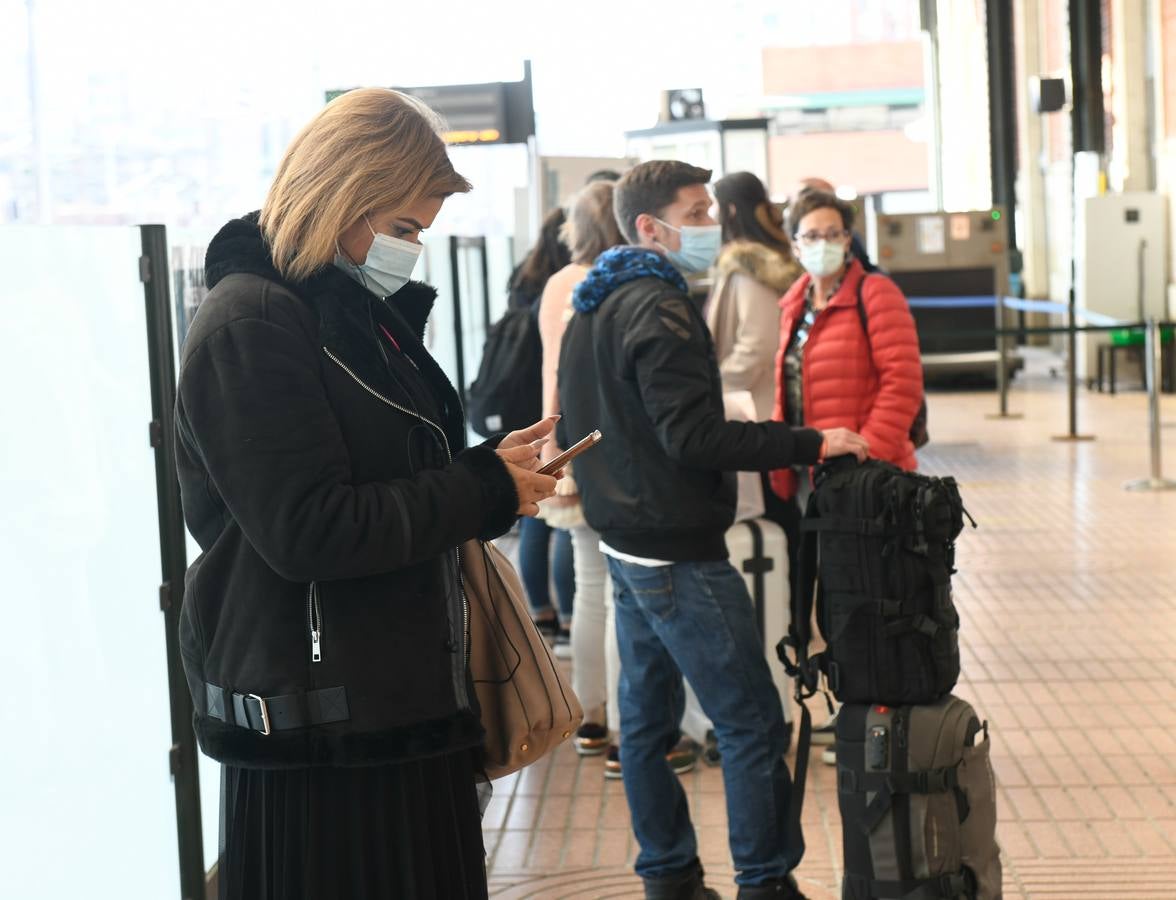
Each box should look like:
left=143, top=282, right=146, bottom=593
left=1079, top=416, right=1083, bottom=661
left=716, top=240, right=801, bottom=296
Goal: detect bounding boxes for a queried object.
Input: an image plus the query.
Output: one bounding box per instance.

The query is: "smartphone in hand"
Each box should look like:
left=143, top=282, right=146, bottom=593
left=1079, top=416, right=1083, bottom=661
left=538, top=430, right=603, bottom=476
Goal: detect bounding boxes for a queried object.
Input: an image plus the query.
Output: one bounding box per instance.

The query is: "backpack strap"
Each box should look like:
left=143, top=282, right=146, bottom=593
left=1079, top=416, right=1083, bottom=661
left=779, top=490, right=821, bottom=694
left=839, top=764, right=963, bottom=834
left=855, top=272, right=876, bottom=355
left=777, top=487, right=827, bottom=853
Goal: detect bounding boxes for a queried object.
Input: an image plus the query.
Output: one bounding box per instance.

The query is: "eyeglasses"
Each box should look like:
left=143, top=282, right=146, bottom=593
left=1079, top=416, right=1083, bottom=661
left=795, top=228, right=850, bottom=245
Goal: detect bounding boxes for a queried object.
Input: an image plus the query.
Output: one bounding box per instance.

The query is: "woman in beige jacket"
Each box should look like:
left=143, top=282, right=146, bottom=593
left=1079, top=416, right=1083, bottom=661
left=705, top=171, right=802, bottom=525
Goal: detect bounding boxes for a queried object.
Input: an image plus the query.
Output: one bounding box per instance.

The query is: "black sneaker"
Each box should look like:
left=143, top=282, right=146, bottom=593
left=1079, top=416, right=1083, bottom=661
left=643, top=861, right=722, bottom=900
left=604, top=743, right=623, bottom=779
left=574, top=722, right=610, bottom=756
left=553, top=626, right=572, bottom=659
left=532, top=615, right=559, bottom=639
left=736, top=875, right=809, bottom=899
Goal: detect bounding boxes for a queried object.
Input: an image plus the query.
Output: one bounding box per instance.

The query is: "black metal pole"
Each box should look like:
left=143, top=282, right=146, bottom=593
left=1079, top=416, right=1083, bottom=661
left=983, top=0, right=1020, bottom=422
left=986, top=0, right=1018, bottom=262
left=476, top=237, right=491, bottom=332
left=1069, top=0, right=1106, bottom=155
left=1054, top=0, right=1104, bottom=442
left=1064, top=284, right=1083, bottom=438
left=449, top=235, right=467, bottom=409
left=140, top=225, right=205, bottom=900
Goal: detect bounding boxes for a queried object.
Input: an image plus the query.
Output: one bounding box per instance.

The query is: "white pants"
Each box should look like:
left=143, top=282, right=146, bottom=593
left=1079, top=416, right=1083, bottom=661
left=569, top=524, right=620, bottom=733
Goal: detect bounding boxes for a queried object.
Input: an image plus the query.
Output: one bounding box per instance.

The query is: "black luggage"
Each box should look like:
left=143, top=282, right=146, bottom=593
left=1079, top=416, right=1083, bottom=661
left=784, top=456, right=973, bottom=707
left=835, top=695, right=1002, bottom=900
left=466, top=306, right=543, bottom=438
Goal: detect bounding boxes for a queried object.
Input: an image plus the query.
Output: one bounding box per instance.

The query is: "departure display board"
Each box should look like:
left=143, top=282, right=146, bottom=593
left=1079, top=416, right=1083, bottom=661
left=327, top=65, right=534, bottom=146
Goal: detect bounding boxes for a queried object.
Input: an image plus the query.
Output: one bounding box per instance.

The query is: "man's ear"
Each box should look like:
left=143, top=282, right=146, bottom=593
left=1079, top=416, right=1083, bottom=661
left=634, top=212, right=658, bottom=243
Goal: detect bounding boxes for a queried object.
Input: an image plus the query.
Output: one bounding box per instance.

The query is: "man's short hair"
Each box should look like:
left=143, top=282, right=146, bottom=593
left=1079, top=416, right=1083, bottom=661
left=787, top=189, right=855, bottom=237
left=613, top=160, right=713, bottom=244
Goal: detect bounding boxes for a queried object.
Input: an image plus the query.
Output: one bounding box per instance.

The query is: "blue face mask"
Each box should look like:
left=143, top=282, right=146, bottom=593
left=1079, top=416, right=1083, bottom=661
left=654, top=218, right=722, bottom=273
left=335, top=216, right=423, bottom=298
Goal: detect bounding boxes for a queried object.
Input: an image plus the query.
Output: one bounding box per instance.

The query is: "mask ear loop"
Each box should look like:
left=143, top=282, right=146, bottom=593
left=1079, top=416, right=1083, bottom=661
left=338, top=226, right=394, bottom=300
left=650, top=217, right=679, bottom=256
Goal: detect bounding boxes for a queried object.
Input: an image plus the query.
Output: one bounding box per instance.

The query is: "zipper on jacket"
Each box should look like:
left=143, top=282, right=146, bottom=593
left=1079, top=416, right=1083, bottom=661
left=323, top=346, right=470, bottom=702
left=456, top=543, right=471, bottom=670
left=307, top=582, right=323, bottom=663
left=323, top=347, right=452, bottom=459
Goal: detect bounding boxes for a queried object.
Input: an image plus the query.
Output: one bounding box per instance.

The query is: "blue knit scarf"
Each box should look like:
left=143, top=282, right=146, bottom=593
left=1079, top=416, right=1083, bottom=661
left=572, top=247, right=688, bottom=314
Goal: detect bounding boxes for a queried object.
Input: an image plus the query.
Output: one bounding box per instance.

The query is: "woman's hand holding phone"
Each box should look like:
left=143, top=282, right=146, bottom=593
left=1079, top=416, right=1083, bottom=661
left=495, top=443, right=559, bottom=516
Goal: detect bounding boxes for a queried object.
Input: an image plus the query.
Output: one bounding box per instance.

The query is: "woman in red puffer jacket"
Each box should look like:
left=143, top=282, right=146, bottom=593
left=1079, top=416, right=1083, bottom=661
left=770, top=190, right=923, bottom=507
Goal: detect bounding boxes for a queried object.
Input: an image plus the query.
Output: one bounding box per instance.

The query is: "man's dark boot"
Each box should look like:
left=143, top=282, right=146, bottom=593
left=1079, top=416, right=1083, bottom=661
left=643, top=860, right=722, bottom=900
left=735, top=875, right=808, bottom=900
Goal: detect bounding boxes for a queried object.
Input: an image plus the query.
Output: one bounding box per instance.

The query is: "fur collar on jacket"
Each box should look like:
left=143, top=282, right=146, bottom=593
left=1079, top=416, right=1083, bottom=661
left=716, top=240, right=801, bottom=296
left=205, top=211, right=438, bottom=339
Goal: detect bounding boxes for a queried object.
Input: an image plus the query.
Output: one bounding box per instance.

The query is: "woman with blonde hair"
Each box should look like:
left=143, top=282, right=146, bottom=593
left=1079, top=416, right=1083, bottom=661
left=175, top=88, right=560, bottom=899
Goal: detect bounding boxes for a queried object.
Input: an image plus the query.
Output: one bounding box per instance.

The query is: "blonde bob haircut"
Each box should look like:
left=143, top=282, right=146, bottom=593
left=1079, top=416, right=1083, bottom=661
left=561, top=181, right=625, bottom=266
left=260, top=88, right=472, bottom=281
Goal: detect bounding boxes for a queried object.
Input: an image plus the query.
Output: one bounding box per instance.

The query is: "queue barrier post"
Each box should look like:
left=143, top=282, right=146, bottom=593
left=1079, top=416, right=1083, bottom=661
left=1051, top=288, right=1095, bottom=442
left=1124, top=317, right=1176, bottom=492
left=987, top=295, right=1023, bottom=420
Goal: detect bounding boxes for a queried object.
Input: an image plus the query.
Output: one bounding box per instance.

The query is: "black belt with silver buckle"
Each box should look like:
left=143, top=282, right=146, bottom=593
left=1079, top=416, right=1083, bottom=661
left=199, top=682, right=350, bottom=735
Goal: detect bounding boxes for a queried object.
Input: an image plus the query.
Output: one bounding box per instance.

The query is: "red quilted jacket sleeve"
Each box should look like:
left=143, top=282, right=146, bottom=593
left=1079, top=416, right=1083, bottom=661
left=859, top=275, right=923, bottom=462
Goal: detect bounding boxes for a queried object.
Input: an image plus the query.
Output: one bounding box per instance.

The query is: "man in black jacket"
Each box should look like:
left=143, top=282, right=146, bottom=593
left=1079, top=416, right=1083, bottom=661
left=559, top=161, right=868, bottom=900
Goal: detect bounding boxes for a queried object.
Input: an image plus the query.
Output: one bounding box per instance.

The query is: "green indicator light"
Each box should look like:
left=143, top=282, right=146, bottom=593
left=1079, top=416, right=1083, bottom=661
left=991, top=210, right=1002, bottom=220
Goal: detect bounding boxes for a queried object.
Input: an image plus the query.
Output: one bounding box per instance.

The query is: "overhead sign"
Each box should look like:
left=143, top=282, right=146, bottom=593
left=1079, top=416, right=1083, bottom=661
left=326, top=62, right=535, bottom=147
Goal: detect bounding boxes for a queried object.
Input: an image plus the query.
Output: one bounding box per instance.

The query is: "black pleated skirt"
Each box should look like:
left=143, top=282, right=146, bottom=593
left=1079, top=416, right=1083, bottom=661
left=218, top=748, right=488, bottom=900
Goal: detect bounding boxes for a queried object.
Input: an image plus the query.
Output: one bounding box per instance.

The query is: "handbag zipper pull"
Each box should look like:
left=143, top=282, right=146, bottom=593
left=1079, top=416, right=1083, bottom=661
left=312, top=629, right=322, bottom=663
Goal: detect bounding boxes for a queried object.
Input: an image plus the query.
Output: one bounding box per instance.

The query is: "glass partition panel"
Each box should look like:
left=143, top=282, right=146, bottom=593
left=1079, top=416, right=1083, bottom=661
left=0, top=226, right=180, bottom=897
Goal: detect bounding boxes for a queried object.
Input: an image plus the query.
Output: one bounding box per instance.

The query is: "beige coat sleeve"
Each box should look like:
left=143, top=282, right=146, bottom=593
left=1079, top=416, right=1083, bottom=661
left=537, top=265, right=589, bottom=428
left=713, top=272, right=782, bottom=396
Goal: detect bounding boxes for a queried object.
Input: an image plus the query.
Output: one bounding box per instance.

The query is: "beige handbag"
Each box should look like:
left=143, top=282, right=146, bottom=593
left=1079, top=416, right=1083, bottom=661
left=461, top=539, right=583, bottom=779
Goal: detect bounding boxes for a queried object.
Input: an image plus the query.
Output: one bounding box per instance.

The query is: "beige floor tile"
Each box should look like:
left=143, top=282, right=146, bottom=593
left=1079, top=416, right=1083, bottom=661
left=487, top=385, right=1176, bottom=898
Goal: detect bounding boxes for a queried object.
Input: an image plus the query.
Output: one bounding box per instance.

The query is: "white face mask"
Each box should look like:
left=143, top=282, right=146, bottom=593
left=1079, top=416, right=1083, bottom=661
left=337, top=216, right=424, bottom=298
left=798, top=240, right=846, bottom=278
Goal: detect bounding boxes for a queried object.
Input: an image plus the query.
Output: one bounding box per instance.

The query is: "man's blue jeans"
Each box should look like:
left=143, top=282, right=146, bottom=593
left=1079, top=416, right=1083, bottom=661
left=607, top=556, right=803, bottom=886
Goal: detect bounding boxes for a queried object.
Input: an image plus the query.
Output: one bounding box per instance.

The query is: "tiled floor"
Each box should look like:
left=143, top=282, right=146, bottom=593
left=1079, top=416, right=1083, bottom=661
left=484, top=378, right=1176, bottom=899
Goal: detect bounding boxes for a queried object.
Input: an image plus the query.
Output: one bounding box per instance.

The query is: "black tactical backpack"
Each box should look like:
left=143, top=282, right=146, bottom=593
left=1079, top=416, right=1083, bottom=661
left=783, top=456, right=973, bottom=707
left=466, top=306, right=543, bottom=438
